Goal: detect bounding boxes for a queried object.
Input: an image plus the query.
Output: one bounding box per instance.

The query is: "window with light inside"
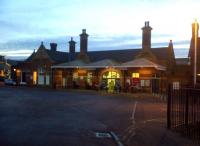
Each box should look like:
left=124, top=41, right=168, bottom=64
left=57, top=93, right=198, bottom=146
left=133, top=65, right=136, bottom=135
left=132, top=73, right=139, bottom=78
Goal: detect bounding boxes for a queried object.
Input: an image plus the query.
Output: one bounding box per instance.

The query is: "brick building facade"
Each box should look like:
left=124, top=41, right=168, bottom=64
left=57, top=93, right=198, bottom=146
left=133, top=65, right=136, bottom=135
left=14, top=21, right=199, bottom=92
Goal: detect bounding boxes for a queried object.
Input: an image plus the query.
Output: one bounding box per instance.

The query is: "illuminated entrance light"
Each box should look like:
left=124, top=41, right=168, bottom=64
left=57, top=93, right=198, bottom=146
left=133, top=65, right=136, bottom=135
left=102, top=71, right=120, bottom=92
left=197, top=73, right=200, bottom=76
left=132, top=73, right=139, bottom=78
left=33, top=71, right=37, bottom=85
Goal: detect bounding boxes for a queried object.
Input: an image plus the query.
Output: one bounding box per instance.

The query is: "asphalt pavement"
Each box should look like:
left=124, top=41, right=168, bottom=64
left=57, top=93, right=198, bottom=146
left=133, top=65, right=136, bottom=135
left=0, top=86, right=196, bottom=146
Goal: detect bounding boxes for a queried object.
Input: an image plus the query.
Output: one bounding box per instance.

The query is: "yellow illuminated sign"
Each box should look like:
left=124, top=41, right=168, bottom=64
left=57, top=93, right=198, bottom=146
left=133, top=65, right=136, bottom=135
left=132, top=73, right=139, bottom=78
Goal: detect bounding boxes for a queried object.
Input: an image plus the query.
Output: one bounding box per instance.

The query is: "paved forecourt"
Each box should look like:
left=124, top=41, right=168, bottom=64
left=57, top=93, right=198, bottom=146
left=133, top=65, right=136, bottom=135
left=0, top=86, right=196, bottom=146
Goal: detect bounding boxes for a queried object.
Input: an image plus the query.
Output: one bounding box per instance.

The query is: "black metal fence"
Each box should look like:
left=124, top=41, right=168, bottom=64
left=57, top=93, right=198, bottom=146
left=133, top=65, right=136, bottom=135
left=167, top=84, right=200, bottom=144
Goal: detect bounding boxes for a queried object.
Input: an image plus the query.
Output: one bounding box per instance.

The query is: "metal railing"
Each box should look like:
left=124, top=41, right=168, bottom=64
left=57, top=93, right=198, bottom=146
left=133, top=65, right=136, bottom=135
left=167, top=84, right=200, bottom=144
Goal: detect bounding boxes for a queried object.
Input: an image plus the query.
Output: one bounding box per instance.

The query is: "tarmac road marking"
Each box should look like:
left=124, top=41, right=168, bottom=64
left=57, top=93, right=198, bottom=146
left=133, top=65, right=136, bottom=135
left=122, top=101, right=138, bottom=144
left=131, top=101, right=138, bottom=121
left=95, top=132, right=112, bottom=138
left=143, top=118, right=166, bottom=123
left=110, top=131, right=124, bottom=146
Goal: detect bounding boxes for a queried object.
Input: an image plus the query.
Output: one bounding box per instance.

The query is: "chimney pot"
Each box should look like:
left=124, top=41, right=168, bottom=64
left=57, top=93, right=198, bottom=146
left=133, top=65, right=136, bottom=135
left=82, top=29, right=86, bottom=33
left=50, top=43, right=57, bottom=52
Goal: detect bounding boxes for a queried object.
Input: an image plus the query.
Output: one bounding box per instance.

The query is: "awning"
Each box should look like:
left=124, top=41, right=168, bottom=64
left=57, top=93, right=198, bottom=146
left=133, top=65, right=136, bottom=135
left=118, top=58, right=166, bottom=71
left=51, top=59, right=121, bottom=69
left=84, top=59, right=120, bottom=68
left=51, top=58, right=166, bottom=71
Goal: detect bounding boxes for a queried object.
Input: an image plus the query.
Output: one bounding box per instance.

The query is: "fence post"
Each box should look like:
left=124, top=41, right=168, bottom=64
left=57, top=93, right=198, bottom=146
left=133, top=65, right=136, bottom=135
left=167, top=83, right=171, bottom=129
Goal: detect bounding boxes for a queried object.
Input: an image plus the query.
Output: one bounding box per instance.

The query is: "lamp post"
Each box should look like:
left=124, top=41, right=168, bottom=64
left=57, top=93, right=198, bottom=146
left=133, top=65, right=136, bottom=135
left=194, top=19, right=198, bottom=88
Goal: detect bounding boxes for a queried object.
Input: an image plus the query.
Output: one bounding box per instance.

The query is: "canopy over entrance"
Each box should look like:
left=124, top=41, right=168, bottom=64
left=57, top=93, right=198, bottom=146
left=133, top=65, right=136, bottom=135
left=52, top=58, right=166, bottom=71
left=118, top=58, right=166, bottom=71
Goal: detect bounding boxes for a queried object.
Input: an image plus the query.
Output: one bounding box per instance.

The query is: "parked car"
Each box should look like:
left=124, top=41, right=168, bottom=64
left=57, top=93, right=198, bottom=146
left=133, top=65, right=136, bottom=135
left=4, top=79, right=16, bottom=86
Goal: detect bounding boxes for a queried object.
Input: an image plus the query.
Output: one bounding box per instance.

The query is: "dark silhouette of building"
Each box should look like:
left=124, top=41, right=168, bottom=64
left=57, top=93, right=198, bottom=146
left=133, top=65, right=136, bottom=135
left=14, top=21, right=198, bottom=92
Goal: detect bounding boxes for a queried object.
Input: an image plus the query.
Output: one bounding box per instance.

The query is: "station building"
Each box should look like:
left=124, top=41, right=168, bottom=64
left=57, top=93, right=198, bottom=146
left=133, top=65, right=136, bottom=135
left=14, top=21, right=199, bottom=92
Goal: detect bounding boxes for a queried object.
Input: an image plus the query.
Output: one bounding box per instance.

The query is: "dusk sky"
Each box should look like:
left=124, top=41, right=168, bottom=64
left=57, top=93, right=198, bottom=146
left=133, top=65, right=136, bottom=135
left=0, top=0, right=199, bottom=60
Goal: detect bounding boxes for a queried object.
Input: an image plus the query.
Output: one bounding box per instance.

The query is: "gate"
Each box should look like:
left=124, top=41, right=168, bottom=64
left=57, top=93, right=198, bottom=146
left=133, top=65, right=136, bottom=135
left=167, top=84, right=200, bottom=144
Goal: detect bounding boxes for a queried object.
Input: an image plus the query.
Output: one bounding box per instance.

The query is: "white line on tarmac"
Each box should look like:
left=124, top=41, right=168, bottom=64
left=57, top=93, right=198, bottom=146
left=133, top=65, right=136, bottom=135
left=131, top=101, right=138, bottom=121
left=144, top=118, right=166, bottom=123
left=122, top=101, right=138, bottom=144
left=111, top=101, right=138, bottom=146
left=110, top=131, right=124, bottom=146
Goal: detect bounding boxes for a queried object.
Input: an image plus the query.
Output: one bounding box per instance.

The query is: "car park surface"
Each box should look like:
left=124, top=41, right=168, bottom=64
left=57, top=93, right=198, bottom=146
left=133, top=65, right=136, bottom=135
left=0, top=86, right=196, bottom=146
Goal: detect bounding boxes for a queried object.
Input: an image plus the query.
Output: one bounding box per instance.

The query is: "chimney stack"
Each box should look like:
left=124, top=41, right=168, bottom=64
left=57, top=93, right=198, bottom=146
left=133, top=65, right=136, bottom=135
left=80, top=29, right=89, bottom=53
left=69, top=37, right=76, bottom=53
left=50, top=43, right=57, bottom=52
left=142, top=21, right=152, bottom=50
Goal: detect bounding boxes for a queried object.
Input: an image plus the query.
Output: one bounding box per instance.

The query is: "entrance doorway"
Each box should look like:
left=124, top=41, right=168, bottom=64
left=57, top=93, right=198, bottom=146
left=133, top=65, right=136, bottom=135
left=21, top=72, right=26, bottom=83
left=151, top=78, right=160, bottom=93
left=102, top=71, right=120, bottom=92
left=33, top=71, right=37, bottom=85
left=102, top=71, right=120, bottom=84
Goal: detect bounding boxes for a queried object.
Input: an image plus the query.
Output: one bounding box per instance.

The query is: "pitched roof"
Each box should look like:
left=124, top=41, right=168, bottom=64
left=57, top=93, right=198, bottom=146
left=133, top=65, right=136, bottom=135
left=52, top=59, right=120, bottom=69
left=176, top=58, right=189, bottom=65
left=85, top=59, right=120, bottom=68
left=120, top=58, right=166, bottom=71
left=45, top=49, right=68, bottom=63
left=86, top=47, right=168, bottom=63
left=52, top=60, right=87, bottom=68
left=151, top=47, right=169, bottom=60
left=86, top=49, right=140, bottom=62
left=26, top=42, right=170, bottom=67
left=26, top=52, right=36, bottom=62
left=26, top=43, right=68, bottom=63
left=7, top=59, right=21, bottom=66
left=52, top=57, right=166, bottom=71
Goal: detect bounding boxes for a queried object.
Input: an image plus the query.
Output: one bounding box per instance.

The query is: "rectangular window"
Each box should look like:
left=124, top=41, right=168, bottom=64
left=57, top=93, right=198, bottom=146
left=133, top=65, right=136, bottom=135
left=37, top=68, right=45, bottom=85
left=38, top=75, right=44, bottom=85
left=62, top=77, right=66, bottom=87
left=33, top=71, right=37, bottom=85
left=132, top=73, right=139, bottom=78
left=173, top=82, right=180, bottom=90
left=87, top=72, right=93, bottom=86
left=141, top=80, right=145, bottom=87
left=140, top=80, right=150, bottom=87
left=73, top=72, right=78, bottom=80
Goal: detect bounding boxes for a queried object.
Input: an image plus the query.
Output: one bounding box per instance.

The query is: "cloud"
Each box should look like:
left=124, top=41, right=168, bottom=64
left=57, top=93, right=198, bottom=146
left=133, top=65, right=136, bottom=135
left=1, top=0, right=197, bottom=59
left=174, top=48, right=189, bottom=58
left=0, top=33, right=190, bottom=60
